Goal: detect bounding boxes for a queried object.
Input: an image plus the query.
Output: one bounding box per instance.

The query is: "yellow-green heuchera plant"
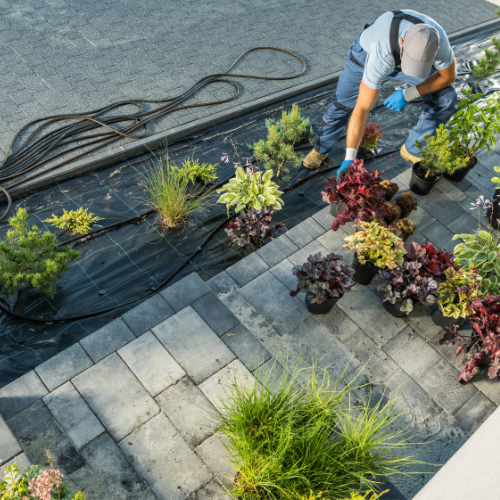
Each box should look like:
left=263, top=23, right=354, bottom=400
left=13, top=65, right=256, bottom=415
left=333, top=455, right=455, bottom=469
left=343, top=221, right=405, bottom=269
left=217, top=167, right=284, bottom=213
left=44, top=207, right=104, bottom=235
left=437, top=268, right=481, bottom=318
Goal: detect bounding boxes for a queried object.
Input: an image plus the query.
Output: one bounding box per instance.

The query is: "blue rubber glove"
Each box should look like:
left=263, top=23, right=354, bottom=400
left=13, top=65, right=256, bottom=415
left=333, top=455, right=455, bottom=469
left=337, top=160, right=354, bottom=179
left=384, top=89, right=408, bottom=112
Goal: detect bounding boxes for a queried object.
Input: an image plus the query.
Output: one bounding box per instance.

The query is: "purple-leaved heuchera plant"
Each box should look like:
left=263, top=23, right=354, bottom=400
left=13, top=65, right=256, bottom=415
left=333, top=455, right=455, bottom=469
left=290, top=252, right=354, bottom=304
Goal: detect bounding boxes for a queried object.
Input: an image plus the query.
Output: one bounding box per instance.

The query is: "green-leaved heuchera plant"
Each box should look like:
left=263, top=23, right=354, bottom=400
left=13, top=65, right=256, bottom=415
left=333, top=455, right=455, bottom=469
left=437, top=268, right=481, bottom=319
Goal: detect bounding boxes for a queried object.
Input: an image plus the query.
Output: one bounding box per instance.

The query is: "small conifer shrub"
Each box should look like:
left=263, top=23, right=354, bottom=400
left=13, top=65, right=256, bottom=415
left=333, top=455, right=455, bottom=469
left=250, top=103, right=314, bottom=178
left=44, top=207, right=104, bottom=235
left=472, top=12, right=500, bottom=87
left=173, top=156, right=218, bottom=184
left=0, top=208, right=80, bottom=298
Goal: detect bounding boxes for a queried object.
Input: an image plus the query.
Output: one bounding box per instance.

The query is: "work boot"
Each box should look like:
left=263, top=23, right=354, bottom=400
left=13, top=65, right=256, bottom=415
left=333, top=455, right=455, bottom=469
left=303, top=149, right=328, bottom=169
left=400, top=144, right=422, bottom=164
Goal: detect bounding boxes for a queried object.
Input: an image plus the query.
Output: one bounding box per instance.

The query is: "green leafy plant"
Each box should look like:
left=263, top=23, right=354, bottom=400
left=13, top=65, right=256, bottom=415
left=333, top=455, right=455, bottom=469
left=437, top=268, right=481, bottom=319
left=359, top=122, right=383, bottom=153
left=250, top=103, right=314, bottom=178
left=453, top=196, right=500, bottom=295
left=395, top=192, right=418, bottom=214
left=415, top=124, right=468, bottom=178
left=217, top=167, right=284, bottom=214
left=43, top=208, right=104, bottom=235
left=388, top=218, right=416, bottom=239
left=140, top=149, right=214, bottom=228
left=343, top=220, right=405, bottom=269
left=385, top=202, right=402, bottom=223
left=0, top=457, right=86, bottom=500
left=210, top=361, right=420, bottom=500
left=492, top=166, right=500, bottom=188
left=172, top=155, right=217, bottom=184
left=300, top=491, right=388, bottom=500
left=0, top=208, right=79, bottom=298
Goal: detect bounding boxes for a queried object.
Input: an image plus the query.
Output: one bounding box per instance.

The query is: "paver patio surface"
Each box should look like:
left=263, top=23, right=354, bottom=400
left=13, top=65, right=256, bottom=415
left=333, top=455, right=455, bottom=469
left=2, top=158, right=500, bottom=498
left=0, top=0, right=498, bottom=158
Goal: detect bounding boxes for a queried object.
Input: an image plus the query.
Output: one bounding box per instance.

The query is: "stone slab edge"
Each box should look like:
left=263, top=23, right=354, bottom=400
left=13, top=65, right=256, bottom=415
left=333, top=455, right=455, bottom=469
left=5, top=19, right=500, bottom=200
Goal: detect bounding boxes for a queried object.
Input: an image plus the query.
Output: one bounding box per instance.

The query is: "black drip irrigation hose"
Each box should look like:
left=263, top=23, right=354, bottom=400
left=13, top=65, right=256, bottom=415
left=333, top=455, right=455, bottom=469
left=0, top=147, right=399, bottom=324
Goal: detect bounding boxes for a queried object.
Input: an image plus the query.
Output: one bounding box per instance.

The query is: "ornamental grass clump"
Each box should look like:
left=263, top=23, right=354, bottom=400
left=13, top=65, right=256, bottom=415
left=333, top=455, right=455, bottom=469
left=322, top=160, right=390, bottom=231
left=0, top=208, right=79, bottom=299
left=225, top=208, right=285, bottom=248
left=343, top=221, right=405, bottom=269
left=437, top=268, right=481, bottom=319
left=217, top=167, right=284, bottom=214
left=290, top=252, right=354, bottom=304
left=250, top=103, right=314, bottom=178
left=210, top=361, right=420, bottom=500
left=140, top=150, right=214, bottom=228
left=377, top=261, right=438, bottom=315
left=440, top=293, right=500, bottom=382
left=43, top=207, right=104, bottom=235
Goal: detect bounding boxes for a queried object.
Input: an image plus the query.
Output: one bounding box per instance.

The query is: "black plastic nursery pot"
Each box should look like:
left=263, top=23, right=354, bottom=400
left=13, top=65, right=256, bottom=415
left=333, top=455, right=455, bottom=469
left=351, top=254, right=378, bottom=285
left=383, top=300, right=407, bottom=318
left=432, top=308, right=461, bottom=328
left=486, top=189, right=500, bottom=230
left=409, top=163, right=439, bottom=196
left=443, top=155, right=477, bottom=183
left=305, top=294, right=339, bottom=314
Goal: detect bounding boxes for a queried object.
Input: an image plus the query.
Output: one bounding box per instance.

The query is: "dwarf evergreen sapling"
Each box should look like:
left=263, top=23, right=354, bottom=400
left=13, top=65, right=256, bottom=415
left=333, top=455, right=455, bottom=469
left=0, top=207, right=80, bottom=298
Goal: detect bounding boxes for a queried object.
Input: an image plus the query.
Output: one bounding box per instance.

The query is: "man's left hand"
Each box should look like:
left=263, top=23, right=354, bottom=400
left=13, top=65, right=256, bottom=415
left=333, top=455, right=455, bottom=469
left=384, top=90, right=408, bottom=112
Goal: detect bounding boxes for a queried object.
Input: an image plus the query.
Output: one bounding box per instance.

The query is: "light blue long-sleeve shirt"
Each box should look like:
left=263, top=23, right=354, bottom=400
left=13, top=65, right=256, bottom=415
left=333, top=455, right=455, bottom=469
left=359, top=10, right=455, bottom=89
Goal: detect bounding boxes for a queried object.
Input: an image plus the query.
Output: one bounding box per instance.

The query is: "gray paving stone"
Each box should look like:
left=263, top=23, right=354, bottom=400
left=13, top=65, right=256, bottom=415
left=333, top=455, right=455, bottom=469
left=476, top=149, right=500, bottom=174
left=80, top=318, right=135, bottom=363
left=466, top=163, right=498, bottom=192
left=454, top=391, right=495, bottom=433
left=43, top=382, right=104, bottom=449
left=160, top=272, right=210, bottom=312
left=0, top=453, right=30, bottom=479
left=337, top=286, right=407, bottom=347
left=406, top=302, right=443, bottom=341
left=471, top=369, right=500, bottom=406
left=316, top=228, right=352, bottom=259
left=189, top=479, right=231, bottom=500
left=226, top=252, right=270, bottom=286
left=195, top=434, right=236, bottom=483
left=407, top=205, right=436, bottom=231
left=269, top=258, right=298, bottom=292
left=207, top=271, right=240, bottom=296
left=404, top=230, right=427, bottom=250
left=0, top=415, right=21, bottom=463
left=257, top=234, right=299, bottom=267
left=199, top=360, right=255, bottom=415
left=419, top=191, right=465, bottom=226
left=448, top=212, right=481, bottom=236
left=35, top=343, right=93, bottom=391
left=421, top=220, right=456, bottom=252
left=238, top=271, right=310, bottom=335
left=435, top=178, right=469, bottom=203
left=287, top=239, right=330, bottom=266
left=79, top=433, right=156, bottom=500
left=222, top=324, right=271, bottom=371
left=6, top=400, right=85, bottom=475
left=118, top=331, right=186, bottom=397
left=156, top=376, right=215, bottom=447
left=119, top=412, right=213, bottom=500
left=122, top=294, right=174, bottom=336
left=72, top=353, right=159, bottom=441
left=152, top=306, right=235, bottom=384
left=192, top=292, right=240, bottom=337
left=0, top=371, right=48, bottom=420
left=286, top=218, right=326, bottom=247
left=312, top=205, right=333, bottom=230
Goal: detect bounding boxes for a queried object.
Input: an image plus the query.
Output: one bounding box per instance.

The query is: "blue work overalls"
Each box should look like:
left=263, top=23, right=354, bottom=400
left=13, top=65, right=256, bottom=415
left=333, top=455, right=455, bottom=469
left=313, top=33, right=458, bottom=156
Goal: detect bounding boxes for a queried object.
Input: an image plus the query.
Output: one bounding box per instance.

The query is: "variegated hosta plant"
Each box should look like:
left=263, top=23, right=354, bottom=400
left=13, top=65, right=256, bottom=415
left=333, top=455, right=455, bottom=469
left=343, top=221, right=405, bottom=269
left=376, top=261, right=438, bottom=314
left=217, top=167, right=284, bottom=214
left=290, top=252, right=354, bottom=304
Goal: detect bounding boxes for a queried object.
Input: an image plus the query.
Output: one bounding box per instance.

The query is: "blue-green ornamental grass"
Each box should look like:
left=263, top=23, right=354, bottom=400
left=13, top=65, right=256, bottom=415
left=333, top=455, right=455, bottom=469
left=210, top=362, right=421, bottom=500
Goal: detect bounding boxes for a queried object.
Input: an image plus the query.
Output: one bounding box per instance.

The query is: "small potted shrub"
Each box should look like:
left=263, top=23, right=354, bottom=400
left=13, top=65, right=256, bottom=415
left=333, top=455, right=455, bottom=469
left=388, top=218, right=416, bottom=240
left=395, top=191, right=418, bottom=218
left=377, top=261, right=438, bottom=318
left=290, top=252, right=354, bottom=314
left=384, top=202, right=402, bottom=223
left=343, top=220, right=405, bottom=285
left=225, top=208, right=285, bottom=255
left=322, top=160, right=390, bottom=230
left=440, top=293, right=500, bottom=383
left=434, top=268, right=481, bottom=327
left=411, top=125, right=467, bottom=196
left=380, top=180, right=399, bottom=201
left=359, top=122, right=383, bottom=157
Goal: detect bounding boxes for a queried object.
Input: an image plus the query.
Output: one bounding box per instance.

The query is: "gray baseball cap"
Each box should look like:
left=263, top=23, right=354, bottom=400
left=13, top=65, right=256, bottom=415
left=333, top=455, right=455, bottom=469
left=402, top=24, right=440, bottom=78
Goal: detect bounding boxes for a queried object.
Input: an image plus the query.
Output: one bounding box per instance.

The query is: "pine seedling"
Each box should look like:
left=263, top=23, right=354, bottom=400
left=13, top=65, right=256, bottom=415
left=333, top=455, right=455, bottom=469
left=250, top=103, right=314, bottom=179
left=0, top=207, right=80, bottom=298
left=472, top=10, right=500, bottom=87
left=44, top=207, right=104, bottom=235
left=173, top=155, right=218, bottom=184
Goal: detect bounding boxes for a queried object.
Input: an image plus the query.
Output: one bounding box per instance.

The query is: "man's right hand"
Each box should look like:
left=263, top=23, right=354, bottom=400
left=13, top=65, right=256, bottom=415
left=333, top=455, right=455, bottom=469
left=337, top=160, right=354, bottom=178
